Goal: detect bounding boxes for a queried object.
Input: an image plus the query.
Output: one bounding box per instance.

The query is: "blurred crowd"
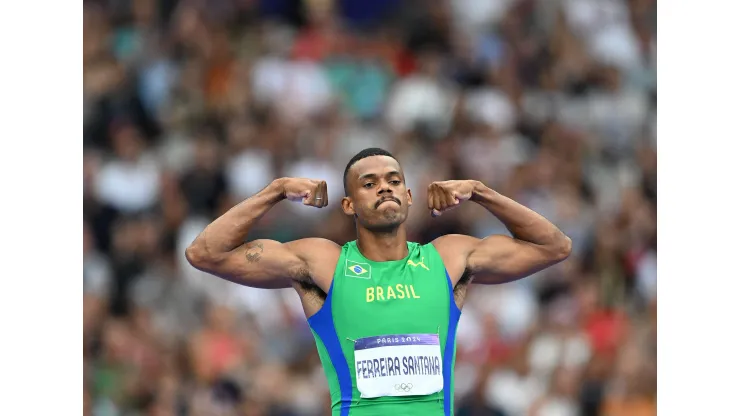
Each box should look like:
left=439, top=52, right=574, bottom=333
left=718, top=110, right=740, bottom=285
left=83, top=0, right=657, bottom=415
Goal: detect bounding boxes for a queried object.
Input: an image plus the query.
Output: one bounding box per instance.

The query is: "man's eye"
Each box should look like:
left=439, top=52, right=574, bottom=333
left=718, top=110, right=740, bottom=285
left=363, top=183, right=374, bottom=188
left=390, top=180, right=401, bottom=185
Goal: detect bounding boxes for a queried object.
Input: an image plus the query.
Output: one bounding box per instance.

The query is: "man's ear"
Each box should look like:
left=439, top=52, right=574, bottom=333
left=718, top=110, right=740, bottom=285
left=407, top=188, right=413, bottom=206
left=341, top=196, right=355, bottom=216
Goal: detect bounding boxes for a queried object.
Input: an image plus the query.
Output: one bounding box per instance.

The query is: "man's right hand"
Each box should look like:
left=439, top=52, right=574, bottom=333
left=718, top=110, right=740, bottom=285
left=280, top=177, right=329, bottom=208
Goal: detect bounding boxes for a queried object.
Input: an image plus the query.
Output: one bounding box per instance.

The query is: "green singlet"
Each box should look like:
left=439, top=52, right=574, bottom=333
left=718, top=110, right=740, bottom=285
left=307, top=240, right=462, bottom=416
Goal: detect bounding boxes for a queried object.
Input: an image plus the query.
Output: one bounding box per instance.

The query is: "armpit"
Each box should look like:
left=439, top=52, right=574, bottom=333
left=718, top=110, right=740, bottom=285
left=452, top=270, right=473, bottom=309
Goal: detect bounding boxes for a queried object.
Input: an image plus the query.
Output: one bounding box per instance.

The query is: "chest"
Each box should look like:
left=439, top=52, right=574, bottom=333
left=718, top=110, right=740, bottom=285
left=331, top=261, right=451, bottom=337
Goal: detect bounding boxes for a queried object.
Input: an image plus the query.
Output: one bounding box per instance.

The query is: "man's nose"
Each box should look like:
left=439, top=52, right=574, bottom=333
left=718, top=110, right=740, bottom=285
left=377, top=182, right=392, bottom=195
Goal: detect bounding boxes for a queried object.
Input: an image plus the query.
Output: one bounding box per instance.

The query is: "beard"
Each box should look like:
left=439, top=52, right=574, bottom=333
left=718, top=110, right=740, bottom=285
left=361, top=205, right=406, bottom=232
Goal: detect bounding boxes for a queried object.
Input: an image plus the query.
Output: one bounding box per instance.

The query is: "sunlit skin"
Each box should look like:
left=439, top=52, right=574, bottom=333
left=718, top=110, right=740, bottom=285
left=187, top=148, right=571, bottom=295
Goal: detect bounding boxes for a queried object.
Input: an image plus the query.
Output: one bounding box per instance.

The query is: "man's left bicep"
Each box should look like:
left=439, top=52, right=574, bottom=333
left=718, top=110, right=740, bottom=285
left=467, top=235, right=566, bottom=284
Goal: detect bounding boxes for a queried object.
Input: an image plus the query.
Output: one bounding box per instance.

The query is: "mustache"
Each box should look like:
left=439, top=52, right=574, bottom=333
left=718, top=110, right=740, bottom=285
left=375, top=197, right=401, bottom=209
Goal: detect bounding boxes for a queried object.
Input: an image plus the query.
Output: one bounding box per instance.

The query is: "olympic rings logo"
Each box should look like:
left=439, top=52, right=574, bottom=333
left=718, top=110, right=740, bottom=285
left=394, top=383, right=413, bottom=392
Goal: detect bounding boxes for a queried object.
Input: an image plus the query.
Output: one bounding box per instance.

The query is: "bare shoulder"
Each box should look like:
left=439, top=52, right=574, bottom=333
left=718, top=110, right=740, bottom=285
left=431, top=234, right=480, bottom=284
left=284, top=237, right=342, bottom=261
left=431, top=234, right=480, bottom=259
left=284, top=238, right=342, bottom=291
left=431, top=234, right=480, bottom=252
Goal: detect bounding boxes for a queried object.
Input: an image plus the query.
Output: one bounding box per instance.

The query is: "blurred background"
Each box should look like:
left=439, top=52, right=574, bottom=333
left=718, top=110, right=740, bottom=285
left=83, top=0, right=656, bottom=415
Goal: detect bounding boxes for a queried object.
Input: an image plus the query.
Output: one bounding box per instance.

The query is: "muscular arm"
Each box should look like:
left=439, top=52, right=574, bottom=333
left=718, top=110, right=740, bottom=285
left=434, top=181, right=571, bottom=285
left=185, top=178, right=337, bottom=289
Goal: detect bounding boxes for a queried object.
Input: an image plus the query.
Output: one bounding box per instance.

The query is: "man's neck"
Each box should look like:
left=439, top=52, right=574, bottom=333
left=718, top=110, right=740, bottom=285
left=356, top=225, right=409, bottom=262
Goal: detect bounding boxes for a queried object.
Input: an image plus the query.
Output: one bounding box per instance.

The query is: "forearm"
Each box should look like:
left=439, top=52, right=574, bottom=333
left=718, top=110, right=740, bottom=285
left=190, top=179, right=286, bottom=256
left=471, top=181, right=570, bottom=248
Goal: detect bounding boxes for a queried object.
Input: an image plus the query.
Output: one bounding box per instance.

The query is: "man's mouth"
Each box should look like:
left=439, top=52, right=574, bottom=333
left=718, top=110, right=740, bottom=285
left=376, top=198, right=400, bottom=209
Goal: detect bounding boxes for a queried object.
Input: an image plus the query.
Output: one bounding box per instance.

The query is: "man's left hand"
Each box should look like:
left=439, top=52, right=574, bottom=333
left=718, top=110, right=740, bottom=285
left=427, top=180, right=479, bottom=217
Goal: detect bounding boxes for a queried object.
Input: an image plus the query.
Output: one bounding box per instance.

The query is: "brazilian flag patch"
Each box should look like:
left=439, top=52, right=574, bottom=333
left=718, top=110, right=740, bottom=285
left=345, top=259, right=371, bottom=279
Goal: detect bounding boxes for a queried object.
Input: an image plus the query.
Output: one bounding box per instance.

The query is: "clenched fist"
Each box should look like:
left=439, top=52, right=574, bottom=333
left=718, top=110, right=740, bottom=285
left=427, top=180, right=479, bottom=217
left=280, top=177, right=329, bottom=208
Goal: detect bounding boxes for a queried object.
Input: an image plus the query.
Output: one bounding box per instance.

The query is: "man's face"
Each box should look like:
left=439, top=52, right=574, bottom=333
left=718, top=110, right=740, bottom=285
left=342, top=156, right=412, bottom=231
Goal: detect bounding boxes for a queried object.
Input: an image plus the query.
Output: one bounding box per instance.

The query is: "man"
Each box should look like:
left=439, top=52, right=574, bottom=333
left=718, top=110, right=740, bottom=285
left=186, top=148, right=572, bottom=416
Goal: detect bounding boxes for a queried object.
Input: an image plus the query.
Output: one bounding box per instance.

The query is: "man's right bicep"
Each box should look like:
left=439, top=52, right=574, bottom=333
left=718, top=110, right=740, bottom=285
left=195, top=239, right=309, bottom=289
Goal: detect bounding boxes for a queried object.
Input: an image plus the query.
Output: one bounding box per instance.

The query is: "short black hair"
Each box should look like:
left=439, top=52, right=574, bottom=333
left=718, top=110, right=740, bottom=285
left=343, top=148, right=398, bottom=195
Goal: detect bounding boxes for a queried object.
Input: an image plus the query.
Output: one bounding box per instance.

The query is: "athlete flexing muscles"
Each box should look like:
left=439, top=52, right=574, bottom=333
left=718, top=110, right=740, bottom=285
left=185, top=148, right=571, bottom=416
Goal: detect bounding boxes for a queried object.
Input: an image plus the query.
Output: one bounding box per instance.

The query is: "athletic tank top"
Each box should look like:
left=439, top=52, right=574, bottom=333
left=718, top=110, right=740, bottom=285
left=307, top=240, right=462, bottom=416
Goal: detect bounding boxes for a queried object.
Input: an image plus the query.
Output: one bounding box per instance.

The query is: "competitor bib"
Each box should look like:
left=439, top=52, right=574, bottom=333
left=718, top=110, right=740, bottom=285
left=353, top=334, right=444, bottom=398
